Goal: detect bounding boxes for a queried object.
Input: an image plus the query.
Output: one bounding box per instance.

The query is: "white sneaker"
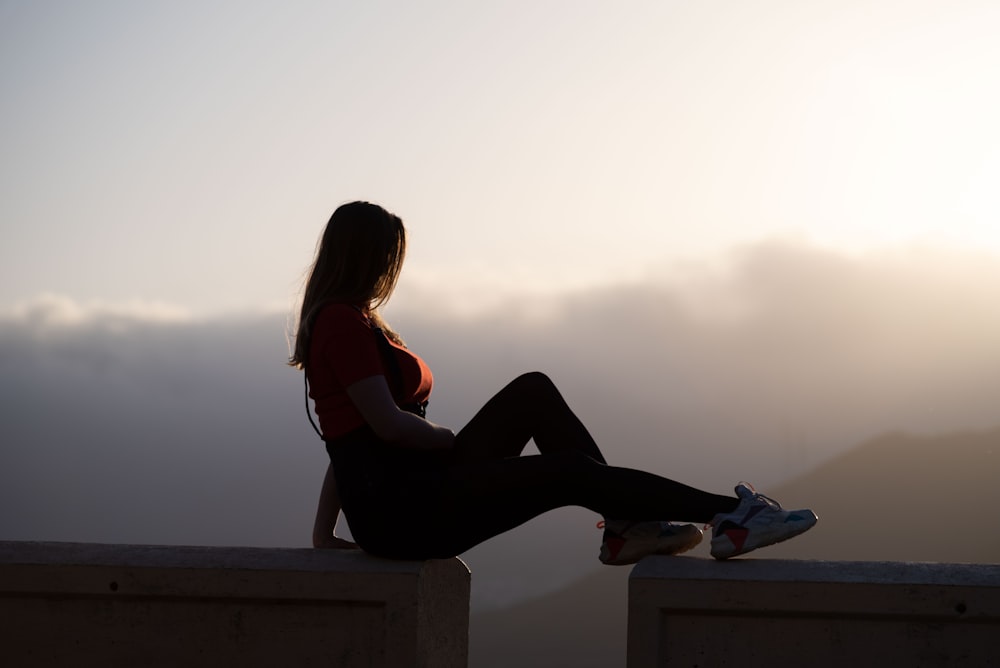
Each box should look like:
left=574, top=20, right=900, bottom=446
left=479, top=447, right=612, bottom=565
left=709, top=482, right=818, bottom=560
left=598, top=520, right=704, bottom=565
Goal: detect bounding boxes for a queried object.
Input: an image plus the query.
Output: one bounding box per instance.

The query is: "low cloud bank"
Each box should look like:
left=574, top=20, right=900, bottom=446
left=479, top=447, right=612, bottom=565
left=3, top=240, right=999, bottom=607
left=1, top=293, right=192, bottom=331
left=394, top=241, right=1000, bottom=483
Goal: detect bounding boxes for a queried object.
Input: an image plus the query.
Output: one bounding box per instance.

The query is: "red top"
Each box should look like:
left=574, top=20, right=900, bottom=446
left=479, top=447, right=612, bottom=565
left=307, top=303, right=433, bottom=439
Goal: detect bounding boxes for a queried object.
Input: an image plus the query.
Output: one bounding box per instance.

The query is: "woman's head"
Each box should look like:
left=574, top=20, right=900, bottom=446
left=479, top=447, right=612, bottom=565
left=311, top=201, right=406, bottom=308
left=290, top=201, right=406, bottom=367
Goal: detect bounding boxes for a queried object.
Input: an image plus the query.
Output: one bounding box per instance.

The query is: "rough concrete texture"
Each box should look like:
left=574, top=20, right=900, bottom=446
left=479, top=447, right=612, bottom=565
left=0, top=541, right=470, bottom=668
left=627, top=557, right=1000, bottom=668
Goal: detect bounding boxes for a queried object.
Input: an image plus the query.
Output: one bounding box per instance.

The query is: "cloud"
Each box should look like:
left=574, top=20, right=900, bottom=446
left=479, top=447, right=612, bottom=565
left=394, top=240, right=1000, bottom=478
left=3, top=239, right=1000, bottom=608
left=0, top=293, right=192, bottom=333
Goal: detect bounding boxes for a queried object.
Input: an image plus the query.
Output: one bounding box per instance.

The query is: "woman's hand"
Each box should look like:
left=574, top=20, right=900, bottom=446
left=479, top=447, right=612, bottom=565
left=314, top=535, right=360, bottom=550
left=312, top=463, right=360, bottom=549
left=432, top=424, right=457, bottom=449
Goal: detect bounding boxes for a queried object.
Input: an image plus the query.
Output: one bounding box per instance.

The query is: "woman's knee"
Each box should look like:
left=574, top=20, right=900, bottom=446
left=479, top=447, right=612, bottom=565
left=511, top=371, right=558, bottom=397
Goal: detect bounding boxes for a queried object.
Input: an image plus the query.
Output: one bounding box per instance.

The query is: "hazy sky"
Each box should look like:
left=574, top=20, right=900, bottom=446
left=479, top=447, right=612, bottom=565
left=4, top=0, right=1000, bottom=316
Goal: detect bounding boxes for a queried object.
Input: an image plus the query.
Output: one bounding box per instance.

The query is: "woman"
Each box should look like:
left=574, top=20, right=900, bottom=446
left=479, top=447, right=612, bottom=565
left=289, top=201, right=816, bottom=563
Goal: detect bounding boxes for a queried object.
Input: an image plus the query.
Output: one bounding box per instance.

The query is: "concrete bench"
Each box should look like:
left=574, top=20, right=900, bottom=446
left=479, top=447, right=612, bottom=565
left=628, top=557, right=1000, bottom=667
left=0, top=541, right=470, bottom=668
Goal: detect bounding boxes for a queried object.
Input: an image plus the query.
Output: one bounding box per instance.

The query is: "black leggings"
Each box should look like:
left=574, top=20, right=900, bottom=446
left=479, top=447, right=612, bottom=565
left=328, top=372, right=738, bottom=560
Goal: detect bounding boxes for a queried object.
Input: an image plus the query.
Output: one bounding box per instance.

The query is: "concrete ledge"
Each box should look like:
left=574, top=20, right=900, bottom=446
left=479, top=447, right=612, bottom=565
left=0, top=541, right=470, bottom=668
left=628, top=557, right=1000, bottom=668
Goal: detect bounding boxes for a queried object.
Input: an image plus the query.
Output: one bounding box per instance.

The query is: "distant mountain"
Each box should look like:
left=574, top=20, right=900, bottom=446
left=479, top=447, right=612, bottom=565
left=469, top=426, right=1000, bottom=667
left=760, top=426, right=1000, bottom=562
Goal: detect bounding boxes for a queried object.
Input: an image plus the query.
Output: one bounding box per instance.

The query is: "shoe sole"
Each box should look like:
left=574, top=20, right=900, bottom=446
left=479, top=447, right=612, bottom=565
left=711, top=513, right=818, bottom=560
left=601, top=529, right=704, bottom=566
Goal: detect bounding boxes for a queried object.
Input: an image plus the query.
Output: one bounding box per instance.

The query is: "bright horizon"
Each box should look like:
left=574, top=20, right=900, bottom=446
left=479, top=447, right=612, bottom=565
left=4, top=1, right=1000, bottom=318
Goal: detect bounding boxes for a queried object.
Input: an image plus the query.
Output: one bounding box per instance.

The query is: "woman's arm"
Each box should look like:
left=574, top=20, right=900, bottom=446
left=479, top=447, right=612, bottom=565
left=346, top=375, right=455, bottom=449
left=312, top=461, right=359, bottom=549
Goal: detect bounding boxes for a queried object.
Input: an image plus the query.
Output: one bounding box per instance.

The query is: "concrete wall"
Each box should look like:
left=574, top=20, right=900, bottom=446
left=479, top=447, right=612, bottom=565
left=628, top=557, right=1000, bottom=668
left=0, top=541, right=470, bottom=668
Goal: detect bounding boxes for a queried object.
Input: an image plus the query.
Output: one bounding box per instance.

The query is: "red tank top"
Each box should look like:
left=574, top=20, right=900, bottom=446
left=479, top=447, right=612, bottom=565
left=306, top=303, right=433, bottom=439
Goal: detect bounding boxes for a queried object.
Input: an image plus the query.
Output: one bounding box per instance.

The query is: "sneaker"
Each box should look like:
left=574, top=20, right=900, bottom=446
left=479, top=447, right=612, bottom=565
left=598, top=519, right=704, bottom=565
left=709, top=482, right=818, bottom=560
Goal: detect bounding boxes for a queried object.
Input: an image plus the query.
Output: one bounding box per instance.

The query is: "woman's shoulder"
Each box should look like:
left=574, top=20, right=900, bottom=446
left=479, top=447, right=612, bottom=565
left=309, top=302, right=378, bottom=367
left=313, top=302, right=371, bottom=333
left=316, top=301, right=366, bottom=319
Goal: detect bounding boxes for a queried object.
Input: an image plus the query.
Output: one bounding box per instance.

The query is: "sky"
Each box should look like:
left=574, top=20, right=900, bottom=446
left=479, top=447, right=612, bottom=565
left=3, top=0, right=1000, bottom=316
left=4, top=0, right=1000, bottom=611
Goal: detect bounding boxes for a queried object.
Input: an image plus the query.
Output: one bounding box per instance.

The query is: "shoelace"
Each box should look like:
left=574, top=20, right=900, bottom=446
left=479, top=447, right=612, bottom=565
left=737, top=481, right=784, bottom=512
left=754, top=491, right=783, bottom=510
left=703, top=485, right=783, bottom=531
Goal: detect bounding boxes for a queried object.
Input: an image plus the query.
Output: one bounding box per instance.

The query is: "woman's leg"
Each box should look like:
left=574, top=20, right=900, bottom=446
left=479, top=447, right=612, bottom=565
left=449, top=371, right=736, bottom=521
left=418, top=449, right=738, bottom=558
left=386, top=371, right=735, bottom=557
left=452, top=371, right=606, bottom=464
left=350, top=371, right=734, bottom=560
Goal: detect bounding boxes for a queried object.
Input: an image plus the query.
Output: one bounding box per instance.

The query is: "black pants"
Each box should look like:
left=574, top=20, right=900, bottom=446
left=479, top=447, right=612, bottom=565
left=327, top=372, right=738, bottom=560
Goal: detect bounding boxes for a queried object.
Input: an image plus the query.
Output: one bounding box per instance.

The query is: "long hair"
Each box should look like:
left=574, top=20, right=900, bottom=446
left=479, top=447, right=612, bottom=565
left=288, top=201, right=406, bottom=369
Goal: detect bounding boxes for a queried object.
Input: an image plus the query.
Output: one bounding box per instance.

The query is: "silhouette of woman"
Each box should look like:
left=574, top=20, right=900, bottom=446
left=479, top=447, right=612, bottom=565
left=289, top=201, right=816, bottom=563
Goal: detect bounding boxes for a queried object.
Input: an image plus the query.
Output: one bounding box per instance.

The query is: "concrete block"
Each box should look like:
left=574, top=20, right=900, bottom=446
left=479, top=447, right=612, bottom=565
left=0, top=541, right=470, bottom=668
left=628, top=557, right=1000, bottom=668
